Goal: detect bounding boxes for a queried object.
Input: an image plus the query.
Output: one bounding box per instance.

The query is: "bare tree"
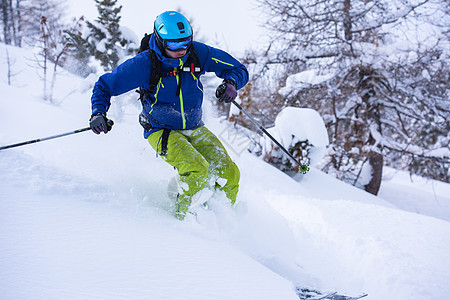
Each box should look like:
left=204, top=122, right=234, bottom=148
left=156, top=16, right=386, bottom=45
left=3, top=46, right=18, bottom=85
left=1, top=0, right=50, bottom=47
left=244, top=0, right=449, bottom=193
left=35, top=14, right=82, bottom=103
left=22, top=0, right=69, bottom=102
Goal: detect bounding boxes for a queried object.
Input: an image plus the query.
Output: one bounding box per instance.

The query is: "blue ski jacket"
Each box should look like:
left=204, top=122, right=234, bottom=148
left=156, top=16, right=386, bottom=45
left=91, top=34, right=249, bottom=138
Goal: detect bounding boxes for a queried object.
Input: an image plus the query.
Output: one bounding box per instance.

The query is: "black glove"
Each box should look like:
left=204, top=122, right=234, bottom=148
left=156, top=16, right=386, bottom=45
left=89, top=113, right=113, bottom=134
left=216, top=80, right=237, bottom=103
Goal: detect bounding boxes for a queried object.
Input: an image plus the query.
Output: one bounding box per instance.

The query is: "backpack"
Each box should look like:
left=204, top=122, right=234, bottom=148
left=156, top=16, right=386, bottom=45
left=137, top=33, right=202, bottom=102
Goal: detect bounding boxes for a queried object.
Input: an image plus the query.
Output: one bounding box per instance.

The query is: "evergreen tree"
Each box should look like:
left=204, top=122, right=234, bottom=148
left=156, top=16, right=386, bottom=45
left=63, top=16, right=96, bottom=77
left=86, top=0, right=122, bottom=71
left=65, top=0, right=137, bottom=73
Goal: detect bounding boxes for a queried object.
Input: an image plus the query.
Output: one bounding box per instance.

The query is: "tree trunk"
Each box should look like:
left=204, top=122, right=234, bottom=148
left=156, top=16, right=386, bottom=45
left=15, top=0, right=22, bottom=46
left=2, top=0, right=11, bottom=44
left=343, top=0, right=352, bottom=41
left=364, top=150, right=383, bottom=195
left=358, top=67, right=385, bottom=196
left=9, top=0, right=18, bottom=46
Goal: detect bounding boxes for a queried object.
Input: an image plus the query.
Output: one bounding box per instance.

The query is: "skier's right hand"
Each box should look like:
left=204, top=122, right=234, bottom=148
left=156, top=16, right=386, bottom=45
left=89, top=113, right=113, bottom=134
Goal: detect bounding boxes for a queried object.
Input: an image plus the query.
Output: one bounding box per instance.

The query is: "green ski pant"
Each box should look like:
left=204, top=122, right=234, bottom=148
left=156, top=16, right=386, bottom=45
left=147, top=126, right=240, bottom=219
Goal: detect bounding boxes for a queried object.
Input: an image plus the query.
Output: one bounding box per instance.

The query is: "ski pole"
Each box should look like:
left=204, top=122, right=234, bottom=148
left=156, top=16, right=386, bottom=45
left=0, top=120, right=113, bottom=151
left=0, top=127, right=90, bottom=150
left=232, top=100, right=310, bottom=174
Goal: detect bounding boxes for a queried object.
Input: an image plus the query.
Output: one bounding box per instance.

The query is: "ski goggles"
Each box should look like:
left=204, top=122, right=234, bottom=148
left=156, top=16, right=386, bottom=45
left=164, top=37, right=192, bottom=51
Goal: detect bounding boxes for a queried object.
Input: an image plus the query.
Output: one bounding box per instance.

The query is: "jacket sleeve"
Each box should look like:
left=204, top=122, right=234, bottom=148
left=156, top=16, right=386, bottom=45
left=91, top=52, right=151, bottom=115
left=195, top=42, right=249, bottom=90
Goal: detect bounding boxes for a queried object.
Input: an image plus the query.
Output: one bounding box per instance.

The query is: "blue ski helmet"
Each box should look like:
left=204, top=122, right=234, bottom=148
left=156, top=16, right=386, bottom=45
left=154, top=11, right=193, bottom=51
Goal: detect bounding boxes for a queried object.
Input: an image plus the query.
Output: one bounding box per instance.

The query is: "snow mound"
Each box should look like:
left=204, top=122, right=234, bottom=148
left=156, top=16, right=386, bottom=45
left=267, top=106, right=329, bottom=166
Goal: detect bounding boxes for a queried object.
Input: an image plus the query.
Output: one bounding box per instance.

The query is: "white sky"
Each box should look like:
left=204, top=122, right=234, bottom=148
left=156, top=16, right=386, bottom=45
left=67, top=0, right=265, bottom=55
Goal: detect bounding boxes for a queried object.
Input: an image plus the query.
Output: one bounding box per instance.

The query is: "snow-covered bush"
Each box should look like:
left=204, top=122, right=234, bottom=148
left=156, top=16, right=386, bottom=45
left=261, top=107, right=329, bottom=174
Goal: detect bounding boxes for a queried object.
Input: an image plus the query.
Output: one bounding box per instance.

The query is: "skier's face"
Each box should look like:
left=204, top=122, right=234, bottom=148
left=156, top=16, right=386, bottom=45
left=165, top=48, right=187, bottom=59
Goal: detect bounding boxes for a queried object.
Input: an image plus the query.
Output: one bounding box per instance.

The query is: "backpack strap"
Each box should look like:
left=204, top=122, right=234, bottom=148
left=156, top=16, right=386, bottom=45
left=147, top=49, right=163, bottom=95
left=182, top=47, right=202, bottom=75
left=159, top=128, right=171, bottom=156
left=138, top=45, right=202, bottom=102
left=138, top=49, right=162, bottom=102
left=174, top=47, right=202, bottom=97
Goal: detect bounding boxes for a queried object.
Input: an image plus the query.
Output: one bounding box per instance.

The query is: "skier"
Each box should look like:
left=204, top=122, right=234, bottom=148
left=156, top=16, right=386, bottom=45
left=89, top=11, right=249, bottom=220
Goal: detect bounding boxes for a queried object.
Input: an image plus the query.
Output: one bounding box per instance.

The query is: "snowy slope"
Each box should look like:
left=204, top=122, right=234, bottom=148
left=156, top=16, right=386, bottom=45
left=1, top=44, right=450, bottom=300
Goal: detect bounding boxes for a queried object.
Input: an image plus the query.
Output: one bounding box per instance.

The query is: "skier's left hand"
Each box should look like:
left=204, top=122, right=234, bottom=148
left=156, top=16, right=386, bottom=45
left=216, top=80, right=237, bottom=103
